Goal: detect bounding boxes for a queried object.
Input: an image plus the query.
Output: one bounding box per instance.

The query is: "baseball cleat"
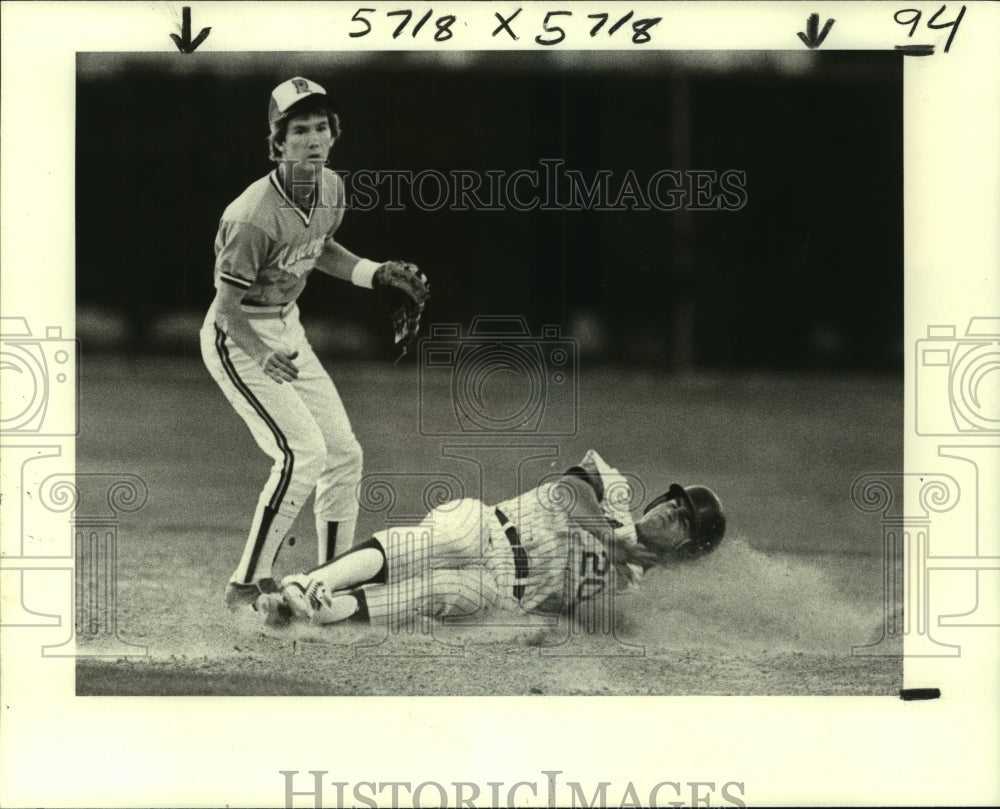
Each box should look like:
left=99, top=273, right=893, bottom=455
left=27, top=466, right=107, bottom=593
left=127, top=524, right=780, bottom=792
left=225, top=577, right=279, bottom=610
left=280, top=574, right=322, bottom=620
left=256, top=592, right=294, bottom=628
left=280, top=574, right=335, bottom=623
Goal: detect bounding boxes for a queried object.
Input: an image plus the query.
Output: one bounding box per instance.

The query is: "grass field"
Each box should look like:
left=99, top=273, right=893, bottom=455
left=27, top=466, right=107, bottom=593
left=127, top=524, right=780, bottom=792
left=74, top=356, right=902, bottom=695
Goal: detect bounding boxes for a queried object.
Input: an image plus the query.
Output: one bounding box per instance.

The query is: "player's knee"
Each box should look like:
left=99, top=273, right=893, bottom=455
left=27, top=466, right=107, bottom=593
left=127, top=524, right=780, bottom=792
left=320, top=433, right=362, bottom=477
left=292, top=430, right=328, bottom=482
left=339, top=437, right=363, bottom=478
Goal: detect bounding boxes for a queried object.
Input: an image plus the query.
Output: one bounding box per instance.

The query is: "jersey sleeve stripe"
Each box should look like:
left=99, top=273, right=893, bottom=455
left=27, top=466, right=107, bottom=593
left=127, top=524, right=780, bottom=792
left=220, top=272, right=253, bottom=290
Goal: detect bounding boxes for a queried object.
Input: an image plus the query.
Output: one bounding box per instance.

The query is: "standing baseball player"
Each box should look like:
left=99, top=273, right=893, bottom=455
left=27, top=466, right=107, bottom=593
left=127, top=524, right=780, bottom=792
left=258, top=449, right=726, bottom=627
left=200, top=77, right=430, bottom=610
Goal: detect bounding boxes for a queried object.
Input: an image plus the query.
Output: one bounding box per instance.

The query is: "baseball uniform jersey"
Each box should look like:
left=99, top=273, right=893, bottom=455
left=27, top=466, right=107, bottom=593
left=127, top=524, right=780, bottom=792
left=214, top=167, right=346, bottom=305
left=355, top=450, right=642, bottom=622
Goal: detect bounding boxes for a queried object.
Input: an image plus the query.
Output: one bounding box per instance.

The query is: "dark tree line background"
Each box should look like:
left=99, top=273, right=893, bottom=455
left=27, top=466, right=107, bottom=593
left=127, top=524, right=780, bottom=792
left=77, top=51, right=901, bottom=369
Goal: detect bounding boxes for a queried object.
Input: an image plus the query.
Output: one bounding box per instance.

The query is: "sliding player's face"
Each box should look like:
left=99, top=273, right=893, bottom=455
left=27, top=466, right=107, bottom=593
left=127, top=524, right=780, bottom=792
left=637, top=497, right=693, bottom=555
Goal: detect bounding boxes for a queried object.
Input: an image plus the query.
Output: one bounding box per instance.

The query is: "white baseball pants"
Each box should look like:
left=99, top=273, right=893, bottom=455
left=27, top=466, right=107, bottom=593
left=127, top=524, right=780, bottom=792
left=200, top=302, right=362, bottom=584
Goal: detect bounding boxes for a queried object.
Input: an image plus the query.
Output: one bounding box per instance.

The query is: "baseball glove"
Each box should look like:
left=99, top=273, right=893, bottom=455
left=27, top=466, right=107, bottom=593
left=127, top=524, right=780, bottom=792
left=372, top=260, right=431, bottom=360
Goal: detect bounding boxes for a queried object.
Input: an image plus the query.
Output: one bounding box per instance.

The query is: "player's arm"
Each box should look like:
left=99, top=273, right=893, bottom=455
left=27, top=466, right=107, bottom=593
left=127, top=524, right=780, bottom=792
left=313, top=238, right=379, bottom=287
left=558, top=469, right=659, bottom=574
left=312, top=172, right=379, bottom=286
left=555, top=473, right=612, bottom=535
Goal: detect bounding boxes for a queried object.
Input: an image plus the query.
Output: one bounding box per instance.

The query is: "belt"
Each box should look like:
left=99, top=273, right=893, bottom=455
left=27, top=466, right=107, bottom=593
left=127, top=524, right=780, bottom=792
left=494, top=507, right=528, bottom=601
left=240, top=301, right=296, bottom=319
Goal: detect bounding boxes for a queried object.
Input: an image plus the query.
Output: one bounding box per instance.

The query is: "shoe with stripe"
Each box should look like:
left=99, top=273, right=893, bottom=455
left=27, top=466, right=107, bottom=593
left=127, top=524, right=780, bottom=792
left=225, top=577, right=279, bottom=611
left=281, top=574, right=355, bottom=625
left=280, top=574, right=328, bottom=621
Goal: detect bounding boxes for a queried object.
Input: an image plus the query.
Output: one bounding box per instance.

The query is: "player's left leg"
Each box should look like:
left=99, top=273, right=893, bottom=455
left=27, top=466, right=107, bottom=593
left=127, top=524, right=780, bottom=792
left=305, top=498, right=489, bottom=591
left=201, top=318, right=330, bottom=608
left=276, top=499, right=493, bottom=622
left=280, top=536, right=386, bottom=619
left=275, top=568, right=501, bottom=626
left=287, top=328, right=363, bottom=565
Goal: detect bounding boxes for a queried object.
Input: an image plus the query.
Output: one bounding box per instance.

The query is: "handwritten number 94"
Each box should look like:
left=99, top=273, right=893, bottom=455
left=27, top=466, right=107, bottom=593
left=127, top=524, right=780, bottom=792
left=894, top=4, right=966, bottom=53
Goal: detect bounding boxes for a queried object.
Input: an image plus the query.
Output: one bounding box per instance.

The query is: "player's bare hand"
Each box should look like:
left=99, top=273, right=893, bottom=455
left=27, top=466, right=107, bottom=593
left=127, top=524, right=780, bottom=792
left=260, top=350, right=299, bottom=383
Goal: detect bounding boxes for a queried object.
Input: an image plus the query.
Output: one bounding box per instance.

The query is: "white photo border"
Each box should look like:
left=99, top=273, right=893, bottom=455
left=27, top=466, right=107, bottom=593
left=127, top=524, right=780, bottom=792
left=1, top=1, right=998, bottom=806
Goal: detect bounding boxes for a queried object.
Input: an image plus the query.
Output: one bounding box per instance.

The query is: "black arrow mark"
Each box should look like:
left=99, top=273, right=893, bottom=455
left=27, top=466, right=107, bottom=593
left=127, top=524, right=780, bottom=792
left=170, top=6, right=211, bottom=54
left=895, top=44, right=935, bottom=56
left=797, top=13, right=835, bottom=49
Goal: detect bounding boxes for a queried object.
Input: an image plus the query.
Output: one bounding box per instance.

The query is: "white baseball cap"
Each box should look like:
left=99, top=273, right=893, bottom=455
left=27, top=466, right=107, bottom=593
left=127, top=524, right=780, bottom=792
left=268, top=76, right=336, bottom=127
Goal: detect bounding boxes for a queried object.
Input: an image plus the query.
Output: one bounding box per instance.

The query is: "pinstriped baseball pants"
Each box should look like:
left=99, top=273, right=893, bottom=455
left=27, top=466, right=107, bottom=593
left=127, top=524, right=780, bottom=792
left=359, top=498, right=521, bottom=621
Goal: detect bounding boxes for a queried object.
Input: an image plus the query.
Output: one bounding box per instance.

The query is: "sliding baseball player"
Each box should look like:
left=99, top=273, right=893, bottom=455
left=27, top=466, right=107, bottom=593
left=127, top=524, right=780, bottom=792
left=258, top=449, right=726, bottom=627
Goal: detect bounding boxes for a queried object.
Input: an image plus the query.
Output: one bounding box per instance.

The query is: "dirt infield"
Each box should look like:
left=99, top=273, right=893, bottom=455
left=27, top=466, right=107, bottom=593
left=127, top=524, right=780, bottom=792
left=75, top=356, right=902, bottom=696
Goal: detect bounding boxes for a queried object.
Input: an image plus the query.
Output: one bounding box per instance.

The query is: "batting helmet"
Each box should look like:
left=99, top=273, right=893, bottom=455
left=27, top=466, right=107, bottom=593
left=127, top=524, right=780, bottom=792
left=644, top=484, right=726, bottom=557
